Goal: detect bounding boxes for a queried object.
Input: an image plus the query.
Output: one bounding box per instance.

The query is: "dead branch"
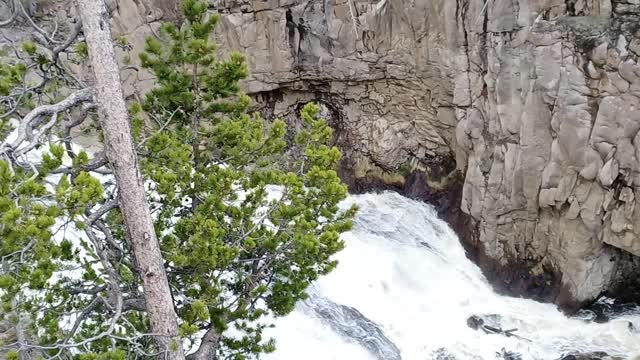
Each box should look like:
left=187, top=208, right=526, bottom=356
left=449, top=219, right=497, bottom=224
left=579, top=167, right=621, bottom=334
left=0, top=88, right=93, bottom=157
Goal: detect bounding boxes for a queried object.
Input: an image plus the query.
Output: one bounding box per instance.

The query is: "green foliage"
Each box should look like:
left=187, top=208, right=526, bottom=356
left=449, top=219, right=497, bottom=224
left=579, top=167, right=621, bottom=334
left=113, top=35, right=129, bottom=49
left=75, top=42, right=89, bottom=58
left=398, top=161, right=414, bottom=177
left=0, top=60, right=27, bottom=137
left=0, top=0, right=355, bottom=358
left=0, top=61, right=27, bottom=96
left=134, top=0, right=355, bottom=356
left=21, top=41, right=37, bottom=56
left=0, top=159, right=75, bottom=322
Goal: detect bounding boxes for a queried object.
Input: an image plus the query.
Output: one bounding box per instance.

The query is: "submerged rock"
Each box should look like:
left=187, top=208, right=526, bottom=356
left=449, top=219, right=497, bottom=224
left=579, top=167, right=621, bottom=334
left=558, top=352, right=611, bottom=360
left=303, top=294, right=401, bottom=360
left=466, top=315, right=484, bottom=330
left=466, top=314, right=533, bottom=343
left=466, top=314, right=503, bottom=330
left=495, top=348, right=523, bottom=360
left=431, top=347, right=457, bottom=360
left=580, top=296, right=640, bottom=323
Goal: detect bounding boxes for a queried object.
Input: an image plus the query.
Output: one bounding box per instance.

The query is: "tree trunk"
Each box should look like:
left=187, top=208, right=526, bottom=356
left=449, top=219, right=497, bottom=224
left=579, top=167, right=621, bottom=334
left=185, top=327, right=220, bottom=360
left=75, top=1, right=185, bottom=358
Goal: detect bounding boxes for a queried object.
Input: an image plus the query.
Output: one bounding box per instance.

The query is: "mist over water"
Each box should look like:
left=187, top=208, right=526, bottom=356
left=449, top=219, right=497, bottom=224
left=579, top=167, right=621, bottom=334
left=265, top=192, right=640, bottom=360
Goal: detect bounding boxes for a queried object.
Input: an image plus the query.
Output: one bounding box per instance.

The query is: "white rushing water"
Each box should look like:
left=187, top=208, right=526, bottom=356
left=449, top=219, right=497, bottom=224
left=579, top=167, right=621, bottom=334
left=265, top=192, right=640, bottom=360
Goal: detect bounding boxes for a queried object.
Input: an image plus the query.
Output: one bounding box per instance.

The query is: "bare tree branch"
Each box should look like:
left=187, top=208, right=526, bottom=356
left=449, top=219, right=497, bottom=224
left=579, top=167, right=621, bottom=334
left=62, top=102, right=95, bottom=158
left=123, top=297, right=147, bottom=312
left=86, top=199, right=119, bottom=224
left=15, top=0, right=60, bottom=45
left=52, top=20, right=83, bottom=61
left=0, top=0, right=18, bottom=27
left=0, top=88, right=93, bottom=157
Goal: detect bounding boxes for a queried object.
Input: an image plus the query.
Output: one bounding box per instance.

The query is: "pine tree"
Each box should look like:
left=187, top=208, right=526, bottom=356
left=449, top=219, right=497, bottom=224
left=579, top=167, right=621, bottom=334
left=0, top=0, right=355, bottom=358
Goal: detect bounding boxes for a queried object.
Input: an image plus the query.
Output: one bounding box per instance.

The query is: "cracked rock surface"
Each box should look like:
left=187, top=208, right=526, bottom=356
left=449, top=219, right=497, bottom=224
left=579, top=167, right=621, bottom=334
left=206, top=0, right=640, bottom=308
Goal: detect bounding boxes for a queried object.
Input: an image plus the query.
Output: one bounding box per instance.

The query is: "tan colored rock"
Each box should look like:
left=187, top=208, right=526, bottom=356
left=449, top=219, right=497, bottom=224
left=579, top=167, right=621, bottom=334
left=194, top=0, right=640, bottom=307
left=630, top=38, right=640, bottom=56
left=586, top=61, right=602, bottom=79
left=567, top=198, right=581, bottom=220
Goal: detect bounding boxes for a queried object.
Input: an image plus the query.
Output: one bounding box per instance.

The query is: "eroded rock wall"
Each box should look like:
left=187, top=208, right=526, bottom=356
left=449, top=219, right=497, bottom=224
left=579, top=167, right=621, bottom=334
left=213, top=0, right=459, bottom=173
left=4, top=0, right=638, bottom=308
left=209, top=0, right=640, bottom=308
left=454, top=0, right=640, bottom=307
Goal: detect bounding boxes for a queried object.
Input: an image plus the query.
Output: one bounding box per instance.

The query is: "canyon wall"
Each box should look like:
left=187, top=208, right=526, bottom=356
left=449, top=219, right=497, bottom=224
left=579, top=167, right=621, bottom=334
left=4, top=0, right=639, bottom=309
left=203, top=0, right=640, bottom=308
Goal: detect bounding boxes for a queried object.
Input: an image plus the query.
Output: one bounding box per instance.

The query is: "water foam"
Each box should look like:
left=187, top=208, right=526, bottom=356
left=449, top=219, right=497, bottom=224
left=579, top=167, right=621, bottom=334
left=266, top=192, right=640, bottom=360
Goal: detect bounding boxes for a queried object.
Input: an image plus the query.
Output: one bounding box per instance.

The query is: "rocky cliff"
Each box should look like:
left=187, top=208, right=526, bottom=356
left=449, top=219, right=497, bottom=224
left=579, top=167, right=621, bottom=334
left=5, top=0, right=639, bottom=310
left=200, top=0, right=640, bottom=309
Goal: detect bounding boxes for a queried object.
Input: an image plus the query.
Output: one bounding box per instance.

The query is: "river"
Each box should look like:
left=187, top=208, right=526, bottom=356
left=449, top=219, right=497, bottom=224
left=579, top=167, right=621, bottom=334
left=265, top=192, right=640, bottom=360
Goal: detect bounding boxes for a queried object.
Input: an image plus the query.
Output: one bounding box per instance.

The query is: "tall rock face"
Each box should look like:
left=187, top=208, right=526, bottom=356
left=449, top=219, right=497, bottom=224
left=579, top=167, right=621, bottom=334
left=453, top=1, right=640, bottom=308
left=207, top=0, right=640, bottom=309
left=5, top=0, right=638, bottom=309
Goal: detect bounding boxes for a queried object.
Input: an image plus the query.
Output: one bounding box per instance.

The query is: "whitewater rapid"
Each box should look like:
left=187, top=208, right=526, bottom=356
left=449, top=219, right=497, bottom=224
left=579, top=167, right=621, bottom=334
left=265, top=192, right=640, bottom=360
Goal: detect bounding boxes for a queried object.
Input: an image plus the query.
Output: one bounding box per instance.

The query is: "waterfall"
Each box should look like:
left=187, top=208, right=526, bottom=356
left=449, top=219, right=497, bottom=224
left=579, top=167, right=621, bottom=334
left=265, top=192, right=640, bottom=360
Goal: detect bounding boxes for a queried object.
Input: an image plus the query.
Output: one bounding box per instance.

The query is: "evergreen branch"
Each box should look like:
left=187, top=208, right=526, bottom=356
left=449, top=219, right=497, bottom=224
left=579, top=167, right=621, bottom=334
left=51, top=152, right=112, bottom=175
left=137, top=106, right=182, bottom=149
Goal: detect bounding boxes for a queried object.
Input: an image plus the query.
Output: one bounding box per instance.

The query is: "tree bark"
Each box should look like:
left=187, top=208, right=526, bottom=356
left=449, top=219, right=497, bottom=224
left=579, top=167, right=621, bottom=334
left=185, top=327, right=221, bottom=360
left=75, top=1, right=185, bottom=358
